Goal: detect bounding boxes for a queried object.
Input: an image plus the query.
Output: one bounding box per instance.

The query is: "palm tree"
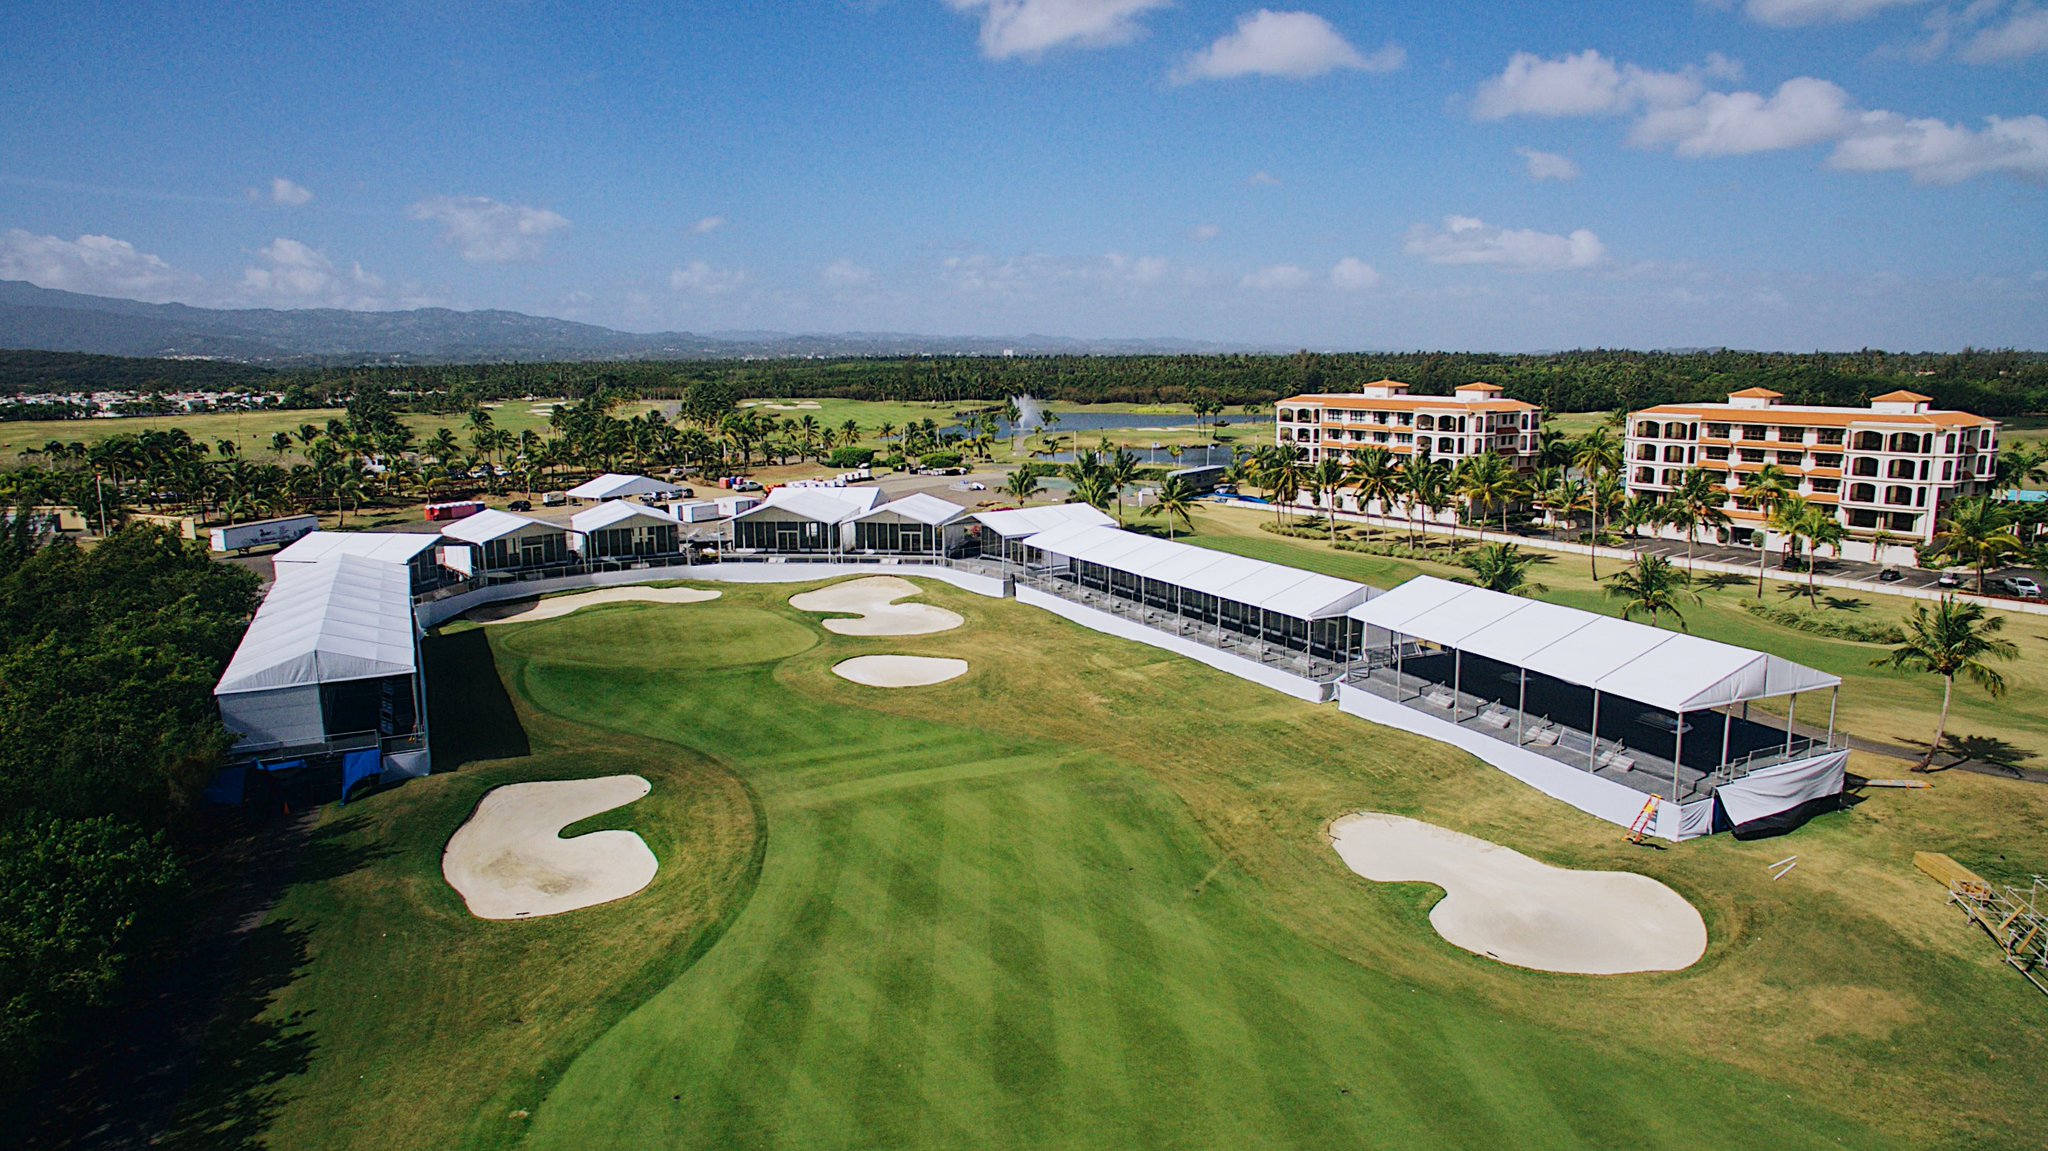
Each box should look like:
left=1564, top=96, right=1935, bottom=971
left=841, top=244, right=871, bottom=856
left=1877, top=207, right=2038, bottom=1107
left=1001, top=463, right=1042, bottom=505
left=1606, top=554, right=1700, bottom=628
left=1768, top=493, right=1816, bottom=591
left=1106, top=447, right=1142, bottom=523
left=1345, top=447, right=1402, bottom=542
left=1587, top=472, right=1625, bottom=579
left=1464, top=542, right=1545, bottom=596
left=1876, top=596, right=2018, bottom=769
left=1929, top=495, right=2022, bottom=594
left=1802, top=506, right=1847, bottom=605
left=1145, top=476, right=1199, bottom=539
left=1402, top=453, right=1450, bottom=548
left=1455, top=452, right=1518, bottom=542
left=1671, top=467, right=1730, bottom=575
left=1260, top=445, right=1307, bottom=527
left=1572, top=428, right=1622, bottom=576
left=1309, top=455, right=1348, bottom=541
left=1744, top=463, right=1794, bottom=600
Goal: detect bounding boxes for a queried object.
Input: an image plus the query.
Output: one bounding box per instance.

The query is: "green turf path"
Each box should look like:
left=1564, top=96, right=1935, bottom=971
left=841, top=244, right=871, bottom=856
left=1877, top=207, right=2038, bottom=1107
left=489, top=597, right=1888, bottom=1151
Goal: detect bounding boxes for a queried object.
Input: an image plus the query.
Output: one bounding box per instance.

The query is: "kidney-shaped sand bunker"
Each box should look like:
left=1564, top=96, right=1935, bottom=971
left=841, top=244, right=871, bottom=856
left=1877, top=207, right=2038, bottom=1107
left=1330, top=812, right=1706, bottom=975
left=443, top=775, right=659, bottom=920
left=789, top=576, right=963, bottom=636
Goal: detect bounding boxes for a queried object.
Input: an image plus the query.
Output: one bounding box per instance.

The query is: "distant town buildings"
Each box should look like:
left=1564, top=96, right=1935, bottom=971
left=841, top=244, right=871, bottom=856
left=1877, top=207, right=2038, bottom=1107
left=0, top=389, right=286, bottom=419
left=1624, top=388, right=1999, bottom=565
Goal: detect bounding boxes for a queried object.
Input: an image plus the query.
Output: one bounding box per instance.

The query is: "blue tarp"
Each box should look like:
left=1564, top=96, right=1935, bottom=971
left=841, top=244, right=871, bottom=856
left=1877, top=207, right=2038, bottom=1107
left=200, top=765, right=247, bottom=806
left=341, top=748, right=383, bottom=803
left=257, top=758, right=308, bottom=773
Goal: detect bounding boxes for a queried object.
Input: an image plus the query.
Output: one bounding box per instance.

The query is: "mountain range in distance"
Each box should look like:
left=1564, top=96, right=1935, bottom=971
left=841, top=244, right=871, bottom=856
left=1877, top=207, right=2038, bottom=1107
left=0, top=280, right=1274, bottom=365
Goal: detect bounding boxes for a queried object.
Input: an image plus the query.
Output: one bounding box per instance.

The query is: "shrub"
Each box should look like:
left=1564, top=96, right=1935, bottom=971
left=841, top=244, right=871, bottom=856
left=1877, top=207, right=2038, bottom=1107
left=1739, top=601, right=1906, bottom=644
left=825, top=447, right=874, bottom=469
left=917, top=450, right=964, bottom=469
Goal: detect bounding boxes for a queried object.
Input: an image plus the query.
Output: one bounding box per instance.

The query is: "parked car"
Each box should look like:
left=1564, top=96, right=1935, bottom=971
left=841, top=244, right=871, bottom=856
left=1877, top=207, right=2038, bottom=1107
left=507, top=499, right=532, bottom=512
left=1937, top=571, right=1962, bottom=588
left=2000, top=575, right=2043, bottom=598
left=1878, top=567, right=1903, bottom=583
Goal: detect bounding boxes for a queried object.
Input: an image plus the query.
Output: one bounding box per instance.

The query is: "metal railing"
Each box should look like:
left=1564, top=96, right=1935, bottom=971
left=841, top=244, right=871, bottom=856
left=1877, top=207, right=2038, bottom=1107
left=231, top=728, right=426, bottom=762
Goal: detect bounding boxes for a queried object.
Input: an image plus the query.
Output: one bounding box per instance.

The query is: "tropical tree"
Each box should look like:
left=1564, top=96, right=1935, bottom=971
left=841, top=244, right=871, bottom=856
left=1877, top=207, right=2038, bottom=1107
left=1001, top=463, right=1042, bottom=505
left=1257, top=445, right=1307, bottom=527
left=1464, top=542, right=1545, bottom=596
left=1605, top=554, right=1700, bottom=628
left=1670, top=467, right=1730, bottom=575
left=1144, top=475, right=1199, bottom=539
left=1106, top=446, right=1142, bottom=523
left=1928, top=495, right=2022, bottom=594
left=1402, top=453, right=1450, bottom=548
left=1309, top=456, right=1348, bottom=541
left=1456, top=452, right=1519, bottom=541
left=1875, top=596, right=2018, bottom=769
left=1801, top=506, right=1847, bottom=604
left=1587, top=472, right=1625, bottom=579
left=1744, top=462, right=1795, bottom=599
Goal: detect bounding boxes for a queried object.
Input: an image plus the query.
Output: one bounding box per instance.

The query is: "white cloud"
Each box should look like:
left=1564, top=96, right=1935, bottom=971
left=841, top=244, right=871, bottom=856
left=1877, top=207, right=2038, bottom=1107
left=821, top=259, right=873, bottom=287
left=270, top=177, right=313, bottom=206
left=670, top=260, right=747, bottom=294
left=1172, top=10, right=1402, bottom=82
left=1329, top=257, right=1381, bottom=290
left=407, top=195, right=569, bottom=262
left=1740, top=0, right=1927, bottom=28
left=1247, top=170, right=1283, bottom=186
left=1517, top=147, right=1581, bottom=180
left=692, top=215, right=727, bottom=235
left=0, top=229, right=195, bottom=301
left=1470, top=50, right=1738, bottom=120
left=1404, top=216, right=1606, bottom=271
left=1189, top=223, right=1221, bottom=241
left=939, top=251, right=1179, bottom=296
left=1829, top=111, right=2048, bottom=182
left=1630, top=77, right=1856, bottom=157
left=1961, top=4, right=2048, bottom=60
left=1241, top=263, right=1314, bottom=290
left=239, top=238, right=386, bottom=308
left=943, top=0, right=1170, bottom=60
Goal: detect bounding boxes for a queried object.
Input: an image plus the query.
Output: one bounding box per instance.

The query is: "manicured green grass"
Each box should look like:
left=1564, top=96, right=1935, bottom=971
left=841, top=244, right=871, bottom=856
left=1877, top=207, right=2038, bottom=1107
left=193, top=577, right=2048, bottom=1151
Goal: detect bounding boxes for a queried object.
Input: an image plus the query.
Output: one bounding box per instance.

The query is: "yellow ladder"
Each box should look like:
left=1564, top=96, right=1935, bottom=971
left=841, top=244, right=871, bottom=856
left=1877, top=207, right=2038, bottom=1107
left=1626, top=796, right=1661, bottom=844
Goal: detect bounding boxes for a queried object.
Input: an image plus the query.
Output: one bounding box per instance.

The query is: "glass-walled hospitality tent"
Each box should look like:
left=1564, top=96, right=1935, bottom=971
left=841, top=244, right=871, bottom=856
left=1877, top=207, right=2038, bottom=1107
left=1017, top=523, right=1371, bottom=660
left=972, top=503, right=1116, bottom=563
left=846, top=493, right=971, bottom=556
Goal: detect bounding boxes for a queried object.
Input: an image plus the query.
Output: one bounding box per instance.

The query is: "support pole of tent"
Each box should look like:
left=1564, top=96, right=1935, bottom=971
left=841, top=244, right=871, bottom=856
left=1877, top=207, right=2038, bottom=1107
left=1453, top=648, right=1463, bottom=723
left=1719, top=711, right=1732, bottom=777
left=1395, top=634, right=1405, bottom=702
left=1589, top=690, right=1602, bottom=771
left=1516, top=667, right=1527, bottom=744
left=1673, top=712, right=1686, bottom=802
left=1785, top=693, right=1798, bottom=757
left=1827, top=685, right=1838, bottom=748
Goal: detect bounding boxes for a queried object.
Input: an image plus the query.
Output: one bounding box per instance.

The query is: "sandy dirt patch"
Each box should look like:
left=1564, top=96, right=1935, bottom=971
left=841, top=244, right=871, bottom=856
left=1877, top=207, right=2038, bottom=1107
left=443, top=776, right=659, bottom=920
left=832, top=655, right=968, bottom=687
left=467, top=585, right=721, bottom=625
left=789, top=576, right=963, bottom=636
left=1329, top=812, right=1706, bottom=975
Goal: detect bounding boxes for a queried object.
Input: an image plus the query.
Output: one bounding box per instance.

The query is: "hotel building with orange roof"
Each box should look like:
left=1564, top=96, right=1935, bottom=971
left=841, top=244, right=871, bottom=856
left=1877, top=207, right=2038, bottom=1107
left=1625, top=387, right=1999, bottom=567
left=1275, top=380, right=1543, bottom=470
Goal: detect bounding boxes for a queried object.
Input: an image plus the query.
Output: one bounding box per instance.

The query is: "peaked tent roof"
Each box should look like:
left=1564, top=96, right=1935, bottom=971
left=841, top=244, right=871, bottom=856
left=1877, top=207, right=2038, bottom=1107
left=215, top=554, right=416, bottom=695
left=850, top=492, right=970, bottom=526
left=733, top=489, right=867, bottom=524
left=1019, top=524, right=1373, bottom=620
left=565, top=473, right=681, bottom=500
left=972, top=502, right=1116, bottom=537
left=571, top=500, right=681, bottom=531
left=440, top=508, right=565, bottom=545
left=274, top=531, right=440, bottom=566
left=1347, top=575, right=1837, bottom=711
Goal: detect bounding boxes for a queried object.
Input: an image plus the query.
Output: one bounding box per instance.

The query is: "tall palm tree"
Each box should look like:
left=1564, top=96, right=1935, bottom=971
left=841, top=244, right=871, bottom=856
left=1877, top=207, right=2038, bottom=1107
left=1671, top=467, right=1730, bottom=575
left=1929, top=495, right=2022, bottom=594
left=1876, top=596, right=2018, bottom=769
left=1001, top=463, right=1042, bottom=505
left=1402, top=453, right=1450, bottom=548
left=1464, top=543, right=1545, bottom=596
left=1260, top=445, right=1307, bottom=527
left=1768, top=493, right=1816, bottom=593
left=1106, top=447, right=1142, bottom=524
left=1345, top=447, right=1403, bottom=542
left=1587, top=472, right=1625, bottom=580
left=1455, top=452, right=1518, bottom=542
left=1310, top=455, right=1348, bottom=541
left=1145, top=475, right=1199, bottom=539
left=1802, top=506, right=1847, bottom=605
left=1606, top=554, right=1700, bottom=629
left=1745, top=462, right=1794, bottom=599
left=1572, top=428, right=1623, bottom=576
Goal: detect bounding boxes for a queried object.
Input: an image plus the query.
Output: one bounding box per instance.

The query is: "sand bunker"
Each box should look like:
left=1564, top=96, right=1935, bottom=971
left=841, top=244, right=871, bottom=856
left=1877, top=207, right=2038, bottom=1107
left=832, top=655, right=968, bottom=687
left=443, top=776, right=659, bottom=920
left=1329, top=812, right=1706, bottom=975
left=467, top=585, right=721, bottom=625
left=789, top=576, right=963, bottom=636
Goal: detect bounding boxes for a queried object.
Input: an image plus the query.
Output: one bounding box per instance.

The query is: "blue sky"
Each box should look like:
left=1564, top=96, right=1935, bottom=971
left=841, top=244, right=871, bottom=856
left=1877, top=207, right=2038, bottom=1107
left=1, top=0, right=2043, bottom=350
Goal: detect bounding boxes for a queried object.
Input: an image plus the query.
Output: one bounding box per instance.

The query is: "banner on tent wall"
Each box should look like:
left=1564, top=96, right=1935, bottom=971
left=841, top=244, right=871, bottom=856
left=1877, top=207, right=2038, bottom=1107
left=1716, top=750, right=1848, bottom=827
left=341, top=748, right=383, bottom=803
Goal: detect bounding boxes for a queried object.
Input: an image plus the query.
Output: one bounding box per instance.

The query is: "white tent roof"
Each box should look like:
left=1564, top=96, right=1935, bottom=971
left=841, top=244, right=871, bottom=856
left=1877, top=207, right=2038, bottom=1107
left=1019, top=524, right=1372, bottom=620
left=572, top=500, right=680, bottom=531
left=733, top=489, right=864, bottom=524
left=565, top=473, right=681, bottom=500
left=1347, top=575, right=1838, bottom=711
left=215, top=554, right=417, bottom=695
left=440, top=508, right=565, bottom=545
left=273, top=531, right=440, bottom=566
left=767, top=485, right=883, bottom=513
left=973, top=502, right=1116, bottom=538
left=851, top=493, right=969, bottom=526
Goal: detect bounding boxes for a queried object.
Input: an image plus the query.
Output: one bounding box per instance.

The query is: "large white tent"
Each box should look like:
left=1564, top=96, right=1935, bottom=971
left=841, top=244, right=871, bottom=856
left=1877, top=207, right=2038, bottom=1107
left=1347, top=575, right=1838, bottom=713
left=1017, top=523, right=1371, bottom=658
left=972, top=503, right=1115, bottom=560
left=440, top=508, right=572, bottom=574
left=846, top=493, right=970, bottom=555
left=571, top=499, right=683, bottom=558
left=730, top=489, right=872, bottom=553
left=565, top=473, right=682, bottom=501
left=273, top=531, right=445, bottom=592
left=214, top=554, right=421, bottom=753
